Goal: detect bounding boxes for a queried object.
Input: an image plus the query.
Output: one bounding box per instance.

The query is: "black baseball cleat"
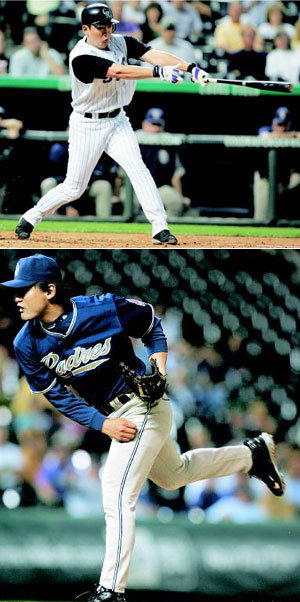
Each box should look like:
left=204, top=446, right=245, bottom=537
left=15, top=218, right=34, bottom=240
left=244, top=432, right=285, bottom=496
left=80, top=585, right=127, bottom=602
left=152, top=229, right=178, bottom=245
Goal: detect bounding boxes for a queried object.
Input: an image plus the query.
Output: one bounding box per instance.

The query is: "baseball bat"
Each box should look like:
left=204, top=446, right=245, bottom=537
left=207, top=78, right=293, bottom=93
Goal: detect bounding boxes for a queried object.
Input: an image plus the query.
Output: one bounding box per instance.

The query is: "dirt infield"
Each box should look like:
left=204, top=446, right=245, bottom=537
left=0, top=231, right=299, bottom=249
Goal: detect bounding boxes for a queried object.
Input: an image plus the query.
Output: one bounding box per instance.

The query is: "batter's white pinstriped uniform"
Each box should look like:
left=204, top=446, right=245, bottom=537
left=22, top=35, right=169, bottom=236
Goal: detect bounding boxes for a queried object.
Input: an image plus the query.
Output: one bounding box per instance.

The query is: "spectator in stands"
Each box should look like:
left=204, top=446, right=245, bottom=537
left=12, top=412, right=48, bottom=506
left=265, top=30, right=300, bottom=82
left=40, top=137, right=120, bottom=218
left=9, top=27, right=66, bottom=76
left=0, top=106, right=23, bottom=140
left=241, top=1, right=269, bottom=27
left=2, top=0, right=28, bottom=44
left=34, top=429, right=76, bottom=506
left=243, top=400, right=277, bottom=437
left=122, top=1, right=146, bottom=26
left=227, top=25, right=266, bottom=80
left=258, top=2, right=295, bottom=49
left=0, top=344, right=19, bottom=399
left=291, top=19, right=300, bottom=49
left=205, top=484, right=268, bottom=523
left=24, top=0, right=61, bottom=38
left=0, top=425, right=24, bottom=502
left=141, top=1, right=164, bottom=44
left=259, top=105, right=297, bottom=137
left=192, top=1, right=224, bottom=37
left=110, top=0, right=142, bottom=39
left=253, top=106, right=300, bottom=221
left=135, top=108, right=191, bottom=218
left=214, top=1, right=245, bottom=53
left=163, top=0, right=203, bottom=43
left=147, top=17, right=196, bottom=68
left=42, top=1, right=80, bottom=54
left=283, top=446, right=300, bottom=511
left=0, top=29, right=9, bottom=74
left=193, top=2, right=213, bottom=20
left=0, top=106, right=26, bottom=215
left=26, top=0, right=61, bottom=25
left=63, top=453, right=103, bottom=517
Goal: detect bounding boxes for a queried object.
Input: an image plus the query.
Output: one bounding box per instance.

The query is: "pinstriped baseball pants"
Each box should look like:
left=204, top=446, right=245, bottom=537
left=100, top=396, right=252, bottom=593
left=23, top=110, right=168, bottom=236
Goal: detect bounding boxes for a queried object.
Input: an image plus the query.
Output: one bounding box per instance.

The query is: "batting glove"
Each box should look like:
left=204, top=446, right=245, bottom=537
left=153, top=64, right=183, bottom=84
left=192, top=67, right=209, bottom=87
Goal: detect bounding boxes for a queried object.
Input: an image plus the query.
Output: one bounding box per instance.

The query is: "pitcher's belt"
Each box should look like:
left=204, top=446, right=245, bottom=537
left=109, top=391, right=136, bottom=413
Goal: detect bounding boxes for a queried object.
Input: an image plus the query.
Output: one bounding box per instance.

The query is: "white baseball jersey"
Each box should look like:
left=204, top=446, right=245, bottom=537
left=70, top=35, right=137, bottom=113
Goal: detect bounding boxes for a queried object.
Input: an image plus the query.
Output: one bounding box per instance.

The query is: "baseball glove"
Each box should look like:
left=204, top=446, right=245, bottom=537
left=120, top=359, right=167, bottom=405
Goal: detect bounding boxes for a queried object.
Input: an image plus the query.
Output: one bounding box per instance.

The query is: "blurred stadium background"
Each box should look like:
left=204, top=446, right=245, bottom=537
left=1, top=248, right=300, bottom=601
left=2, top=0, right=300, bottom=234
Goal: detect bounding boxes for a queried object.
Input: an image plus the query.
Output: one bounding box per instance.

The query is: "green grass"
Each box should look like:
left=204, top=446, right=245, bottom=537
left=0, top=220, right=300, bottom=238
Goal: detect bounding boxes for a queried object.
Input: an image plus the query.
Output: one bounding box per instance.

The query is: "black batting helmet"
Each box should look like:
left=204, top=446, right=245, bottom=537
left=81, top=3, right=119, bottom=31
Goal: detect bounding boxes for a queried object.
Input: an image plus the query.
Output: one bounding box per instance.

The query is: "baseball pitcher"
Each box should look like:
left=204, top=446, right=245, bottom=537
left=15, top=3, right=210, bottom=244
left=1, top=254, right=285, bottom=602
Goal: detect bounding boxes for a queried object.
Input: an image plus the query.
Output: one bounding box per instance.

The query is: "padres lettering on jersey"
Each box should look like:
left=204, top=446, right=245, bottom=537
left=41, top=338, right=111, bottom=377
left=70, top=35, right=136, bottom=113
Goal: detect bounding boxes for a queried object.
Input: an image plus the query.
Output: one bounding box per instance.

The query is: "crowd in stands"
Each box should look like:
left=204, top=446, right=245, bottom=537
left=0, top=248, right=300, bottom=522
left=1, top=1, right=300, bottom=82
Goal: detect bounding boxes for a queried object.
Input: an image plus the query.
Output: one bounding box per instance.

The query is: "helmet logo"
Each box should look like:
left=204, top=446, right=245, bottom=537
left=103, top=8, right=111, bottom=18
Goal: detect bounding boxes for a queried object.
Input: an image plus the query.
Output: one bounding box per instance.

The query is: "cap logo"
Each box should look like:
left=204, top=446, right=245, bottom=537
left=152, top=109, right=162, bottom=119
left=14, top=261, right=20, bottom=278
left=103, top=8, right=110, bottom=18
left=278, top=108, right=287, bottom=120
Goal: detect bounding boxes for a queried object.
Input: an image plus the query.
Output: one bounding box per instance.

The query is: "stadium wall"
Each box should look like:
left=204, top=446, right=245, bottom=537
left=1, top=509, right=300, bottom=599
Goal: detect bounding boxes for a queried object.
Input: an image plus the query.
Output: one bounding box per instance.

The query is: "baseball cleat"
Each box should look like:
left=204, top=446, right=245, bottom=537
left=15, top=218, right=34, bottom=240
left=84, top=585, right=127, bottom=602
left=244, top=432, right=285, bottom=496
left=152, top=229, right=178, bottom=245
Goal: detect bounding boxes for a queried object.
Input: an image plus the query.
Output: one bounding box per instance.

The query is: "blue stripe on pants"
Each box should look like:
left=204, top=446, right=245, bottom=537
left=112, top=408, right=150, bottom=592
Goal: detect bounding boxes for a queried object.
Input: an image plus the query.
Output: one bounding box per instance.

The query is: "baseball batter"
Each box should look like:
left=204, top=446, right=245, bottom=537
left=2, top=254, right=285, bottom=602
left=15, top=3, right=209, bottom=244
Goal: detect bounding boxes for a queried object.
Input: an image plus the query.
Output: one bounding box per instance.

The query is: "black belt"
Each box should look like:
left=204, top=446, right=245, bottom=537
left=117, top=393, right=131, bottom=404
left=100, top=393, right=132, bottom=417
left=84, top=108, right=121, bottom=119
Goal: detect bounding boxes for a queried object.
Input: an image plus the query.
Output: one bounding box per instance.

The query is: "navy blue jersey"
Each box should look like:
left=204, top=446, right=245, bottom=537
left=14, top=294, right=167, bottom=431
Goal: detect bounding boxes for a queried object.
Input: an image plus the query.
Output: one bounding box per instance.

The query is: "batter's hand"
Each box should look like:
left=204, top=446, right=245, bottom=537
left=192, top=67, right=209, bottom=86
left=101, top=417, right=137, bottom=442
left=153, top=64, right=183, bottom=84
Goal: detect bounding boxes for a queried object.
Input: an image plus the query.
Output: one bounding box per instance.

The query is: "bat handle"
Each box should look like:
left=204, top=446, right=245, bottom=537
left=207, top=78, right=218, bottom=84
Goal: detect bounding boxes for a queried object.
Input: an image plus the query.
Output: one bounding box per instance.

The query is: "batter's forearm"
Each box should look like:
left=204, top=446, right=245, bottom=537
left=106, top=63, right=159, bottom=80
left=141, top=49, right=190, bottom=71
left=106, top=52, right=190, bottom=80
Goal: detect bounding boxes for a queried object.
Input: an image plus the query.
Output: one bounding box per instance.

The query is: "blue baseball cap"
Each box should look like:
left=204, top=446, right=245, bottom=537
left=274, top=106, right=290, bottom=126
left=1, top=254, right=62, bottom=288
left=144, top=108, right=165, bottom=126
